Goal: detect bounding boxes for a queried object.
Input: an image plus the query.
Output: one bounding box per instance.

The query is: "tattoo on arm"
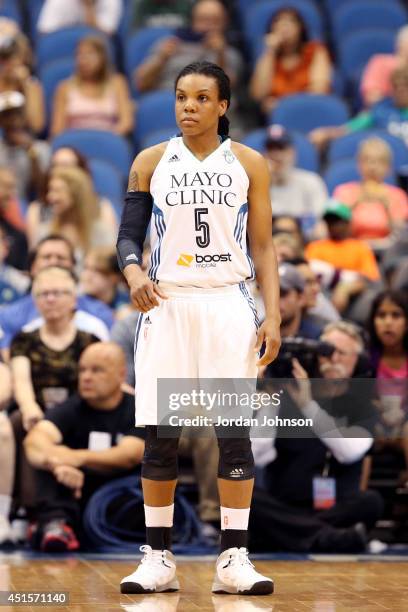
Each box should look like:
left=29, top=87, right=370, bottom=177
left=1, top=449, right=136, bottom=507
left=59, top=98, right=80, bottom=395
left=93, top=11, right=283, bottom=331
left=128, top=169, right=139, bottom=192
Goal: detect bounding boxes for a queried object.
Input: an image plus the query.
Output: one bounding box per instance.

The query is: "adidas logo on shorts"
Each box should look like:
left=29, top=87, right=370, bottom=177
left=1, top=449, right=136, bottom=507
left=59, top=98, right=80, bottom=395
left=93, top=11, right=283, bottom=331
left=145, top=316, right=152, bottom=324
left=229, top=468, right=244, bottom=478
left=168, top=154, right=180, bottom=162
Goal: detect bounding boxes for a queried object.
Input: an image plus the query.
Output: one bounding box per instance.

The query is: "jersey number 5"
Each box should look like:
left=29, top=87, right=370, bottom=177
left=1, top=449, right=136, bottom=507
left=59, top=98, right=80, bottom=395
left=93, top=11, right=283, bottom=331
left=195, top=207, right=210, bottom=248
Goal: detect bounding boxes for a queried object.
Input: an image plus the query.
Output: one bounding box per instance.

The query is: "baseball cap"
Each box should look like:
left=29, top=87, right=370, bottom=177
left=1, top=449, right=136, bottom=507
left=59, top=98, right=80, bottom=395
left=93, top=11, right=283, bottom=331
left=264, top=124, right=293, bottom=149
left=323, top=199, right=352, bottom=222
left=279, top=263, right=305, bottom=292
left=0, top=90, right=25, bottom=113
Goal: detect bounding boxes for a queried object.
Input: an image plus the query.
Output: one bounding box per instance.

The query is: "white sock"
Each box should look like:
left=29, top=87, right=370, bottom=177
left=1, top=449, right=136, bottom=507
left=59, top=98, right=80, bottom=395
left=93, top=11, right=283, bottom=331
left=220, top=506, right=250, bottom=531
left=144, top=504, right=174, bottom=527
left=0, top=494, right=11, bottom=519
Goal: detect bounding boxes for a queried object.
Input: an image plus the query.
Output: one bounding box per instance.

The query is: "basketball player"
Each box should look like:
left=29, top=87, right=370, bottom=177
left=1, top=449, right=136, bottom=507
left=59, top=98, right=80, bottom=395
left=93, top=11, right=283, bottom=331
left=117, top=61, right=281, bottom=596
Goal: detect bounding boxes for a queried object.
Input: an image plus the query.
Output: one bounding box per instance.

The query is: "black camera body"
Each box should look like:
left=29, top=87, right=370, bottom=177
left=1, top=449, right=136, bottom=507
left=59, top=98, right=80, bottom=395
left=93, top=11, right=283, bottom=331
left=264, top=336, right=335, bottom=379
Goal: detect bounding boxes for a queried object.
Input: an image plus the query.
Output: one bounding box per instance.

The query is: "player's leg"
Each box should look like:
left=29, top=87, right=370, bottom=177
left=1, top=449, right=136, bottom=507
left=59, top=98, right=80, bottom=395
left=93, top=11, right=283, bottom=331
left=120, top=426, right=181, bottom=594
left=211, top=432, right=274, bottom=595
left=197, top=286, right=274, bottom=595
left=121, top=295, right=194, bottom=594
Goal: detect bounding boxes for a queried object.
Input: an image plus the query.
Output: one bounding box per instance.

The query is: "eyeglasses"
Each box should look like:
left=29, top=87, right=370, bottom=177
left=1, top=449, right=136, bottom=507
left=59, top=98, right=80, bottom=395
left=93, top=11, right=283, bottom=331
left=34, top=289, right=74, bottom=299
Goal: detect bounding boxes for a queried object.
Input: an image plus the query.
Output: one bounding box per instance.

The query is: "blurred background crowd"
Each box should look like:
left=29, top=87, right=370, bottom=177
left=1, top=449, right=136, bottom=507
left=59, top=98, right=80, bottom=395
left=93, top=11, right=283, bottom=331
left=0, top=0, right=408, bottom=556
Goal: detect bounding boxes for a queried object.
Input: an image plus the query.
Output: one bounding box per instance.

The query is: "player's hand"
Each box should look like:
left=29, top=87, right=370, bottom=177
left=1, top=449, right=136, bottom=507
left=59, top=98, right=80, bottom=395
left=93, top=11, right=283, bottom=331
left=53, top=465, right=84, bottom=498
left=127, top=268, right=168, bottom=312
left=254, top=318, right=281, bottom=366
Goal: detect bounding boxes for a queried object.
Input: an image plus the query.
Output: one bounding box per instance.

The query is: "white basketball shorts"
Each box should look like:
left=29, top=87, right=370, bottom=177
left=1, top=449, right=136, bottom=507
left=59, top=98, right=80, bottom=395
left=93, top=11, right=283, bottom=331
left=134, top=282, right=260, bottom=425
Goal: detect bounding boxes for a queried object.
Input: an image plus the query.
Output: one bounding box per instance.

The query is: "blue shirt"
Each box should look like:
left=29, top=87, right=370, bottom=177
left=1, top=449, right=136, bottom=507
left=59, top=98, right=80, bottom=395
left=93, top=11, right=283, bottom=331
left=0, top=293, right=113, bottom=349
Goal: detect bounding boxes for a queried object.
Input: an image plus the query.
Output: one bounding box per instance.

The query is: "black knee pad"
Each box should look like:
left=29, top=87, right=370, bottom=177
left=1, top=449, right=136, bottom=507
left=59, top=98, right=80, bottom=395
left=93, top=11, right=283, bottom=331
left=216, top=431, right=255, bottom=480
left=141, top=426, right=180, bottom=481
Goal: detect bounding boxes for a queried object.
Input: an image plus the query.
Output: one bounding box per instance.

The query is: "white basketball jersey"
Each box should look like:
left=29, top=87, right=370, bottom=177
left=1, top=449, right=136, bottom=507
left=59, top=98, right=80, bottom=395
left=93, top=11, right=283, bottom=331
left=148, top=136, right=255, bottom=288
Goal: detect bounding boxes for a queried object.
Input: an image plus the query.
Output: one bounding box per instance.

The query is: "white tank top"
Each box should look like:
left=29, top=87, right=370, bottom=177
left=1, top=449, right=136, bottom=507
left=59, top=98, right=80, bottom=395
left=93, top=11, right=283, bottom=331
left=149, top=136, right=255, bottom=288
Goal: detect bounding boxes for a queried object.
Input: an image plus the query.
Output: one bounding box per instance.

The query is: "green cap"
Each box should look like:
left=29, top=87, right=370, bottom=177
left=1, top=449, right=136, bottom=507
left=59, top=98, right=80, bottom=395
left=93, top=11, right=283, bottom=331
left=323, top=199, right=352, bottom=222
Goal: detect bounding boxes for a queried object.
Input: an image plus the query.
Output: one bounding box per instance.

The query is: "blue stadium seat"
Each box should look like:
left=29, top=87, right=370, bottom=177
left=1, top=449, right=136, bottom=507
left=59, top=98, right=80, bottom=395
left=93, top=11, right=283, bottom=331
left=328, top=130, right=408, bottom=170
left=331, top=1, right=407, bottom=43
left=241, top=128, right=319, bottom=172
left=0, top=0, right=22, bottom=26
left=52, top=130, right=132, bottom=176
left=40, top=57, right=75, bottom=120
left=27, top=0, right=45, bottom=38
left=272, top=94, right=349, bottom=134
left=324, top=158, right=396, bottom=194
left=124, top=27, right=173, bottom=84
left=325, top=0, right=401, bottom=16
left=36, top=26, right=113, bottom=69
left=141, top=127, right=179, bottom=149
left=244, top=0, right=324, bottom=59
left=134, top=91, right=177, bottom=150
left=337, top=29, right=395, bottom=83
left=89, top=159, right=124, bottom=203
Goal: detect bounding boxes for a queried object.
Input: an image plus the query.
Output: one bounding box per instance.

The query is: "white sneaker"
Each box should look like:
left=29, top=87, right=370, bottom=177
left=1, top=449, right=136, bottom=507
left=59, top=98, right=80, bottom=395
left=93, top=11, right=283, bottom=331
left=120, top=545, right=179, bottom=594
left=0, top=515, right=15, bottom=545
left=212, top=547, right=274, bottom=596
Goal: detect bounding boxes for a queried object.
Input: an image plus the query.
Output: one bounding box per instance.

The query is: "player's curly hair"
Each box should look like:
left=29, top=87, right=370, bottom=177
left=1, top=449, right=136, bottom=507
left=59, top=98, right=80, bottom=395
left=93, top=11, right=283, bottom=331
left=175, top=60, right=231, bottom=137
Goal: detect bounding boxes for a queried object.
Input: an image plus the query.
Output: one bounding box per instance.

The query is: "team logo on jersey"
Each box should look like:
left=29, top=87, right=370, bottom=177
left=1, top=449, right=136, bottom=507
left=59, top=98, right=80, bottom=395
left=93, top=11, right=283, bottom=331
left=168, top=154, right=180, bottom=162
left=177, top=252, right=232, bottom=268
left=223, top=150, right=235, bottom=164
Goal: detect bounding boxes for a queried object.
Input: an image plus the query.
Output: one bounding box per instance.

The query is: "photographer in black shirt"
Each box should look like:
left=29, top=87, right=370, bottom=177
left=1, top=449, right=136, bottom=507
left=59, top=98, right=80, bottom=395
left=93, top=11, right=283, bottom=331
left=250, top=321, right=383, bottom=553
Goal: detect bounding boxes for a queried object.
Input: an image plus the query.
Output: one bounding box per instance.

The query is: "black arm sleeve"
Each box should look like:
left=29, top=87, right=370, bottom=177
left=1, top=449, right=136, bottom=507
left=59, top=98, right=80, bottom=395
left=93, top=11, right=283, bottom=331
left=116, top=191, right=153, bottom=272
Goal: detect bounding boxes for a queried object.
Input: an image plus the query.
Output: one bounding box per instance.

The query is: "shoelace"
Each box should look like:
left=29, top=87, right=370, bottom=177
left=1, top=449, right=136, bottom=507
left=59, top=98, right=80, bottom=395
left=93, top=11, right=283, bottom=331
left=223, top=548, right=255, bottom=571
left=139, top=545, right=172, bottom=572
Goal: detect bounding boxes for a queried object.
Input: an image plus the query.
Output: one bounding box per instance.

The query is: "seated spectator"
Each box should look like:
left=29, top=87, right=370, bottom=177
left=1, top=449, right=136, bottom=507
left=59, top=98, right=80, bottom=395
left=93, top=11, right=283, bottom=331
left=249, top=8, right=331, bottom=114
left=288, top=256, right=340, bottom=326
left=0, top=32, right=45, bottom=134
left=264, top=125, right=327, bottom=236
left=10, top=266, right=98, bottom=426
left=0, top=91, right=50, bottom=201
left=0, top=358, right=14, bottom=544
left=80, top=246, right=130, bottom=317
left=305, top=200, right=381, bottom=315
left=0, top=235, right=113, bottom=355
left=333, top=139, right=408, bottom=246
left=0, top=224, right=30, bottom=305
left=131, top=0, right=194, bottom=30
left=251, top=322, right=383, bottom=553
left=273, top=215, right=305, bottom=253
left=27, top=167, right=117, bottom=260
left=37, top=0, right=123, bottom=36
left=135, top=0, right=242, bottom=92
left=24, top=342, right=145, bottom=552
left=273, top=232, right=303, bottom=263
left=0, top=167, right=28, bottom=270
left=361, top=25, right=408, bottom=108
left=278, top=263, right=322, bottom=340
left=51, top=35, right=133, bottom=137
left=311, top=66, right=408, bottom=150
left=367, top=290, right=408, bottom=483
left=8, top=266, right=98, bottom=525
left=27, top=147, right=118, bottom=249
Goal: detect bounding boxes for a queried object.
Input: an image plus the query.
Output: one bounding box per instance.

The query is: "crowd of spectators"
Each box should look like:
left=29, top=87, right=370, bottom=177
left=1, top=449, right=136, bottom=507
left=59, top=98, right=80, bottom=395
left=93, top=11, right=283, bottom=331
left=0, top=0, right=408, bottom=555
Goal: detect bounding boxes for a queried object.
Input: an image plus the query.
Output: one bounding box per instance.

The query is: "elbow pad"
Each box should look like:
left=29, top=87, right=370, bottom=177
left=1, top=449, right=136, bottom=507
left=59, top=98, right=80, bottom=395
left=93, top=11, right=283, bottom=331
left=116, top=191, right=153, bottom=272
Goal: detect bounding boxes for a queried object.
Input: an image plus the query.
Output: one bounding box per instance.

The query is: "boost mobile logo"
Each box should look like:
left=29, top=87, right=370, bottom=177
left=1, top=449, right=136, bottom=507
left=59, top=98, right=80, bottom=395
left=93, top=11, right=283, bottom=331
left=177, top=253, right=194, bottom=267
left=177, top=253, right=232, bottom=267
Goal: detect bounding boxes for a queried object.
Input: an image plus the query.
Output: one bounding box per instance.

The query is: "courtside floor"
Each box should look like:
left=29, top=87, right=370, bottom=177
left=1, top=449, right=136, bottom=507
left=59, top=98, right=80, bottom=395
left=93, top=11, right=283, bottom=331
left=1, top=552, right=408, bottom=611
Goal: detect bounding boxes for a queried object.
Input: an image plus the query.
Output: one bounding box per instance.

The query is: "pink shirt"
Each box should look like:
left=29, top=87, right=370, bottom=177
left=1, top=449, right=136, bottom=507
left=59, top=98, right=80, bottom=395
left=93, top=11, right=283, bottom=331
left=333, top=182, right=408, bottom=239
left=360, top=54, right=398, bottom=105
left=65, top=84, right=119, bottom=132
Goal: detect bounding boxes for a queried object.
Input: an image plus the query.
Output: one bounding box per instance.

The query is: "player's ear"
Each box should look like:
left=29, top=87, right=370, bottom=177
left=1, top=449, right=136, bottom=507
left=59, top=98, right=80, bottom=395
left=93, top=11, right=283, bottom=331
left=219, top=99, right=228, bottom=117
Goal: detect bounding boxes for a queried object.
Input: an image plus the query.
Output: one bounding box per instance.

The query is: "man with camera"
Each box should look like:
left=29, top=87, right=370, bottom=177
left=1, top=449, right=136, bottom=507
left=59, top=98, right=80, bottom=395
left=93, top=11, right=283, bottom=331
left=250, top=321, right=383, bottom=553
